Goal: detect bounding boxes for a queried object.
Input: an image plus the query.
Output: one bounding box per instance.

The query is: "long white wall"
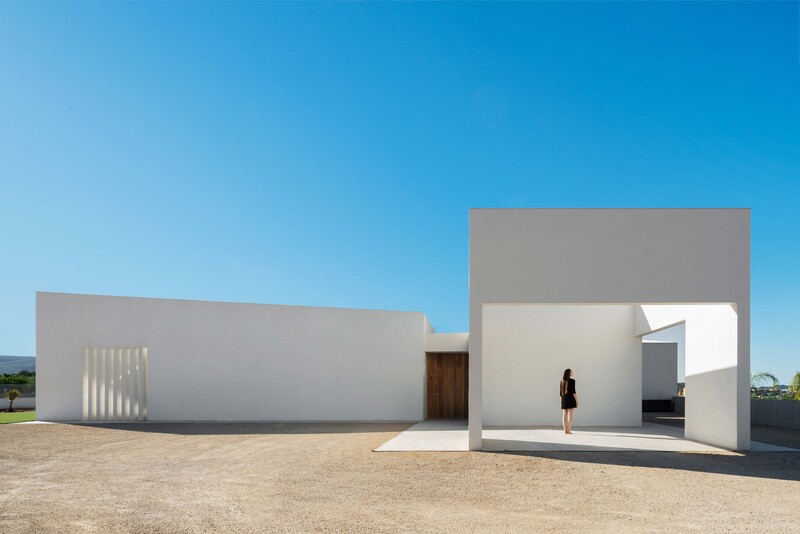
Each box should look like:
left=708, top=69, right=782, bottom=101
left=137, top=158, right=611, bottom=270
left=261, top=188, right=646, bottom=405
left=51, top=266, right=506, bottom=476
left=37, top=293, right=428, bottom=422
left=483, top=304, right=641, bottom=427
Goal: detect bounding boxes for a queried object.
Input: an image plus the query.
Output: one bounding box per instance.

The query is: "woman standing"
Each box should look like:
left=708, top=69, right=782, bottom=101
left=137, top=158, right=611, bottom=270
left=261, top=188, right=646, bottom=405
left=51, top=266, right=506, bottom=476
left=560, top=368, right=578, bottom=434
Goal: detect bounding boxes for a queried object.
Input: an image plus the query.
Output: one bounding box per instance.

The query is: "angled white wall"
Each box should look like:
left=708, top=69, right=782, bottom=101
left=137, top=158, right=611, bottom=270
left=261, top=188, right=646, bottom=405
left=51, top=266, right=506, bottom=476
left=483, top=304, right=641, bottom=426
left=37, top=293, right=428, bottom=422
left=636, top=304, right=739, bottom=449
left=469, top=208, right=750, bottom=450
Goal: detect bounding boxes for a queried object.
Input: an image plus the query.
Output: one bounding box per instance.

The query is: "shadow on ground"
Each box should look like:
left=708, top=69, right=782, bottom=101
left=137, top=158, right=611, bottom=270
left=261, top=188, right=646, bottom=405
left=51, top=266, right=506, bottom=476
left=64, top=421, right=414, bottom=435
left=480, top=413, right=800, bottom=482
left=486, top=448, right=800, bottom=482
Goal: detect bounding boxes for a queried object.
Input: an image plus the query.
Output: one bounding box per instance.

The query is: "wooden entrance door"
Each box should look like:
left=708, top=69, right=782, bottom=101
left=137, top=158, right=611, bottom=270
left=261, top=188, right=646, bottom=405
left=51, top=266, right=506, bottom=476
left=426, top=352, right=468, bottom=419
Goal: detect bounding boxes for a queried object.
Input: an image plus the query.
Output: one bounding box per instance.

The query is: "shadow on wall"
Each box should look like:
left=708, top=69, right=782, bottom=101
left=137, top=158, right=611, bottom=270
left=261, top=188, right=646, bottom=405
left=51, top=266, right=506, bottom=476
left=484, top=449, right=800, bottom=482
left=62, top=421, right=416, bottom=436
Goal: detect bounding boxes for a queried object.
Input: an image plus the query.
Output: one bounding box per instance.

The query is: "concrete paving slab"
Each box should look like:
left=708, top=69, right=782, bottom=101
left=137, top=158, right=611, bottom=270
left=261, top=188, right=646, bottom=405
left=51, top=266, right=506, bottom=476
left=375, top=419, right=469, bottom=451
left=482, top=424, right=726, bottom=452
left=375, top=420, right=799, bottom=452
left=748, top=441, right=799, bottom=452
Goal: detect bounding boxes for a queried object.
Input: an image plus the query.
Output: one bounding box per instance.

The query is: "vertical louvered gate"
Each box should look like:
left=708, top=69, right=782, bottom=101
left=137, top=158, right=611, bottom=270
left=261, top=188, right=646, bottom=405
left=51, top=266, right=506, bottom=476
left=82, top=347, right=148, bottom=421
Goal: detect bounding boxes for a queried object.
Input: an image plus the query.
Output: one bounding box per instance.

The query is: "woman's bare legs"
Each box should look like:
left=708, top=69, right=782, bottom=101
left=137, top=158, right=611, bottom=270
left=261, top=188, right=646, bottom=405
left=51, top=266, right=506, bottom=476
left=566, top=408, right=574, bottom=434
left=562, top=409, right=569, bottom=433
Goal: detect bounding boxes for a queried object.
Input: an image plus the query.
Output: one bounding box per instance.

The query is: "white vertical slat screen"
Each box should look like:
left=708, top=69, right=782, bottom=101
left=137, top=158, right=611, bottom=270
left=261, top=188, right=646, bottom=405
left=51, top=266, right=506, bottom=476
left=82, top=347, right=148, bottom=422
left=116, top=349, right=123, bottom=419
left=92, top=348, right=98, bottom=421
left=133, top=348, right=140, bottom=420
left=124, top=348, right=130, bottom=419
left=107, top=348, right=114, bottom=418
left=141, top=347, right=148, bottom=420
left=82, top=348, right=89, bottom=421
left=99, top=348, right=106, bottom=420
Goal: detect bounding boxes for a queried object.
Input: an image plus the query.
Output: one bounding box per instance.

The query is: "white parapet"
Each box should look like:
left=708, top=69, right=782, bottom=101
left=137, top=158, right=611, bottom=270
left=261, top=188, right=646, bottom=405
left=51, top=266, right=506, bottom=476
left=424, top=332, right=469, bottom=353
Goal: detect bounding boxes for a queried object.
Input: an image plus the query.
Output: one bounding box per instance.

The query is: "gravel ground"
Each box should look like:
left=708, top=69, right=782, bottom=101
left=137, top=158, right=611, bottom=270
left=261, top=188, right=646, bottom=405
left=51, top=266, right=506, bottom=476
left=1, top=422, right=798, bottom=533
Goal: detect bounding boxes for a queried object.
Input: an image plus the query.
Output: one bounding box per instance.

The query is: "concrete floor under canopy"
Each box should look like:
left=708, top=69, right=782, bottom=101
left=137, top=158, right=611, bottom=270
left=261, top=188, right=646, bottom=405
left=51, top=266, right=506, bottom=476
left=375, top=420, right=797, bottom=452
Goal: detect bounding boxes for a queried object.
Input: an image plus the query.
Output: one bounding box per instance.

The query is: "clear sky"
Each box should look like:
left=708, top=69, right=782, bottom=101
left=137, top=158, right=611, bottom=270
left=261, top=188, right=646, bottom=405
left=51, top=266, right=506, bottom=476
left=1, top=2, right=798, bottom=383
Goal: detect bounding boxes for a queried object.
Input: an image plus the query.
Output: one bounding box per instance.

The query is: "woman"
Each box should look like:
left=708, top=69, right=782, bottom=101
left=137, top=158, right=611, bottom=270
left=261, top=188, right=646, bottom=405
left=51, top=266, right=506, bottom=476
left=560, top=368, right=578, bottom=434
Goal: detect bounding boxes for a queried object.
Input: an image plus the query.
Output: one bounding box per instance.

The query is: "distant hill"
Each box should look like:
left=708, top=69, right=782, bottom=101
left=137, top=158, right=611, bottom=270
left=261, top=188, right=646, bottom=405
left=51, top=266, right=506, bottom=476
left=0, top=356, right=36, bottom=374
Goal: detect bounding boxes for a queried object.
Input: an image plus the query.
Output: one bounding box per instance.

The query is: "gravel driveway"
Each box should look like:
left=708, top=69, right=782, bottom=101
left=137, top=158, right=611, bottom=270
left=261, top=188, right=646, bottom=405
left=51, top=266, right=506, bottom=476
left=1, top=422, right=798, bottom=533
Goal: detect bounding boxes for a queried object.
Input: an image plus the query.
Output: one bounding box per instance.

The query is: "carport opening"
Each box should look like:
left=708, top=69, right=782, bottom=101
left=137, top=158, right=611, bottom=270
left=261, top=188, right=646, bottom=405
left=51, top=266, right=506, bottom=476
left=478, top=302, right=740, bottom=450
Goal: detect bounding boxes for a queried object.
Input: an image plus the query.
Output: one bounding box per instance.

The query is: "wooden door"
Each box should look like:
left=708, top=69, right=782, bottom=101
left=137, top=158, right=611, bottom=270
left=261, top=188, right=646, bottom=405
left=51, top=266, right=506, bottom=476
left=426, top=352, right=468, bottom=419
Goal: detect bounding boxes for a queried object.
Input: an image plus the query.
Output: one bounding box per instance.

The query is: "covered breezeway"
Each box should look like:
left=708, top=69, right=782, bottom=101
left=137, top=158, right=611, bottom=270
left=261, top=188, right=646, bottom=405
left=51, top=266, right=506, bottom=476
left=479, top=302, right=742, bottom=450
left=379, top=301, right=768, bottom=453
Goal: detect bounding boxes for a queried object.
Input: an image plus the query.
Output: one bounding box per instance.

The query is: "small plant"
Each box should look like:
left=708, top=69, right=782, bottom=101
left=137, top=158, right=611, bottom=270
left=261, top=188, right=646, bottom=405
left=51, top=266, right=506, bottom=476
left=5, top=389, right=21, bottom=412
left=790, top=372, right=800, bottom=401
left=751, top=371, right=779, bottom=388
left=750, top=371, right=779, bottom=398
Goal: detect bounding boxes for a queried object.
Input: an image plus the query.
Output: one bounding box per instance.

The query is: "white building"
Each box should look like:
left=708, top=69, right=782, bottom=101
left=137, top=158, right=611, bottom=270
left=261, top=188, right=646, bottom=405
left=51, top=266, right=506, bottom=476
left=37, top=208, right=750, bottom=450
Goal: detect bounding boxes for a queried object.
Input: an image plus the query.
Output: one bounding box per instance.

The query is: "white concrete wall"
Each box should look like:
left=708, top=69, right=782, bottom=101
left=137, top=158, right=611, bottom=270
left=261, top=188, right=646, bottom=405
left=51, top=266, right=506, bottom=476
left=642, top=342, right=678, bottom=400
left=1, top=397, right=35, bottom=410
left=469, top=209, right=750, bottom=450
left=37, top=293, right=428, bottom=422
left=483, top=304, right=641, bottom=426
left=644, top=324, right=685, bottom=382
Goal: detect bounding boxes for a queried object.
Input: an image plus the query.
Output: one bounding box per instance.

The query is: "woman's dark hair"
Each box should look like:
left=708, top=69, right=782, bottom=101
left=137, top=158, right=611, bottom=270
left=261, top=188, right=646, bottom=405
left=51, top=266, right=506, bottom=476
left=561, top=368, right=571, bottom=397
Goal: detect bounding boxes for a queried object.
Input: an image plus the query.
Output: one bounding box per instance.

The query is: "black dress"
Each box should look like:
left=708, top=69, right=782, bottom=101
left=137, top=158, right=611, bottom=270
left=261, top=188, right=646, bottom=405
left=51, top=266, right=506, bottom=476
left=560, top=378, right=577, bottom=409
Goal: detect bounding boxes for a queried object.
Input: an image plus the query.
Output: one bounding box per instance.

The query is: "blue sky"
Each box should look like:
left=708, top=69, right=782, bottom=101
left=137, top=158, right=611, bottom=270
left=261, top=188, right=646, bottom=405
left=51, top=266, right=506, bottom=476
left=1, top=2, right=798, bottom=383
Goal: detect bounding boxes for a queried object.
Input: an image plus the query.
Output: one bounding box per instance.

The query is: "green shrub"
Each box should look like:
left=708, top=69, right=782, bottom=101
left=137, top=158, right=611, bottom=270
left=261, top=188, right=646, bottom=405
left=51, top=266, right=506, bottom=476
left=790, top=372, right=800, bottom=401
left=5, top=389, right=20, bottom=412
left=0, top=373, right=35, bottom=385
